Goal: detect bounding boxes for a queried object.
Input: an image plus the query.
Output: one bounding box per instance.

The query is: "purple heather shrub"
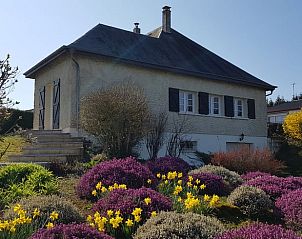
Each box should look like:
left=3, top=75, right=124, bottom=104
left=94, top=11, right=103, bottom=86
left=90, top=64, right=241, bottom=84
left=93, top=187, right=172, bottom=217
left=214, top=223, right=302, bottom=239
left=275, top=189, right=302, bottom=231
left=187, top=172, right=227, bottom=196
left=145, top=156, right=191, bottom=176
left=244, top=175, right=302, bottom=199
left=241, top=171, right=272, bottom=181
left=30, top=223, right=114, bottom=239
left=77, top=157, right=157, bottom=200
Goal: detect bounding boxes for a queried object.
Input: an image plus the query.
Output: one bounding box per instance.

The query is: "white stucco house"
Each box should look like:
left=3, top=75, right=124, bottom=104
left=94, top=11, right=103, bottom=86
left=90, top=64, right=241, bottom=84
left=24, top=6, right=276, bottom=159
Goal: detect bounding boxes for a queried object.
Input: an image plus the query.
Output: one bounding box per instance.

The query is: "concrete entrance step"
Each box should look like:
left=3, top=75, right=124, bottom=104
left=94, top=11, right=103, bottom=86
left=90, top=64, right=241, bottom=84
left=23, top=147, right=83, bottom=155
left=8, top=154, right=71, bottom=163
left=29, top=141, right=83, bottom=148
left=36, top=137, right=83, bottom=143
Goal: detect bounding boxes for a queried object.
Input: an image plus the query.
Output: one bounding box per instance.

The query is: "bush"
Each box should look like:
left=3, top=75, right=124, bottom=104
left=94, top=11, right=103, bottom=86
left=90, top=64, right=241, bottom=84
left=227, top=186, right=273, bottom=218
left=275, top=189, right=302, bottom=231
left=80, top=83, right=150, bottom=158
left=145, top=156, right=191, bottom=176
left=211, top=148, right=286, bottom=174
left=82, top=153, right=108, bottom=170
left=283, top=110, right=302, bottom=144
left=187, top=172, right=227, bottom=196
left=134, top=211, right=225, bottom=239
left=0, top=163, right=58, bottom=209
left=93, top=187, right=172, bottom=217
left=4, top=195, right=84, bottom=224
left=245, top=175, right=302, bottom=199
left=77, top=157, right=156, bottom=200
left=241, top=171, right=272, bottom=181
left=30, top=223, right=114, bottom=239
left=214, top=223, right=302, bottom=239
left=190, top=165, right=243, bottom=192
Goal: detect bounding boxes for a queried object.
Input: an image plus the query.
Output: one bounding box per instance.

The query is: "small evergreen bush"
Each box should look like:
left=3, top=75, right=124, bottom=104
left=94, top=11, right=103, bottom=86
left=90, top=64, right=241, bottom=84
left=134, top=211, right=225, bottom=239
left=227, top=186, right=273, bottom=218
left=0, top=163, right=58, bottom=209
left=190, top=165, right=243, bottom=192
left=4, top=195, right=84, bottom=224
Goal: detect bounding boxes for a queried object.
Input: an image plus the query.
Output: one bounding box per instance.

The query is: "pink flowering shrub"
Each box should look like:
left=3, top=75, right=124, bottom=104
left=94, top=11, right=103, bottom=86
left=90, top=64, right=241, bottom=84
left=31, top=223, right=113, bottom=239
left=244, top=175, right=302, bottom=199
left=241, top=171, right=271, bottom=181
left=145, top=156, right=191, bottom=176
left=93, top=187, right=172, bottom=217
left=77, top=157, right=157, bottom=200
left=214, top=223, right=302, bottom=239
left=275, top=189, right=302, bottom=231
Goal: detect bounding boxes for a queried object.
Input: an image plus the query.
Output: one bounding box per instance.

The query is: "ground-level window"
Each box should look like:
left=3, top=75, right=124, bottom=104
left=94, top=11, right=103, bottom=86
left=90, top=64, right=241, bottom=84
left=226, top=142, right=253, bottom=152
left=180, top=140, right=197, bottom=152
left=179, top=91, right=195, bottom=113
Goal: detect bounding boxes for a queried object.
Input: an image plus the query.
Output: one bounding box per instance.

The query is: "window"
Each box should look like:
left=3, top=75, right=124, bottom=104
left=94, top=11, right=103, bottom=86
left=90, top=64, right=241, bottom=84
left=179, top=91, right=194, bottom=113
left=234, top=98, right=244, bottom=117
left=180, top=141, right=197, bottom=152
left=210, top=95, right=221, bottom=115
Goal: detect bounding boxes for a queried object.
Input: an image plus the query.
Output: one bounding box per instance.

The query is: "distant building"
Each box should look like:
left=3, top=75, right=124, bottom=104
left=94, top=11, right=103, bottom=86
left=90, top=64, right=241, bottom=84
left=267, top=100, right=302, bottom=124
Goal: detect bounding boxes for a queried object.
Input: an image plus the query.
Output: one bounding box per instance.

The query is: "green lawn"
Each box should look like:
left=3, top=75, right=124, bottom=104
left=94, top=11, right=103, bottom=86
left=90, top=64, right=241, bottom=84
left=0, top=135, right=30, bottom=161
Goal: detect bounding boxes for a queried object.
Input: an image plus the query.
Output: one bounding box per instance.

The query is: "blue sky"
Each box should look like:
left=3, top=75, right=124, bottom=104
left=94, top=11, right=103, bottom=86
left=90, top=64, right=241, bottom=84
left=1, top=0, right=301, bottom=110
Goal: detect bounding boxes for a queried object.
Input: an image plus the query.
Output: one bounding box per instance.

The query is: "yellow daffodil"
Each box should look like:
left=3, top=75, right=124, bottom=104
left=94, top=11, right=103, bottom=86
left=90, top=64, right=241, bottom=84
left=173, top=185, right=183, bottom=195
left=131, top=208, right=142, bottom=216
left=50, top=211, right=59, bottom=221
left=188, top=176, right=193, bottom=182
left=193, top=185, right=198, bottom=190
left=151, top=211, right=157, bottom=217
left=126, top=218, right=134, bottom=227
left=118, top=184, right=127, bottom=189
left=101, top=186, right=107, bottom=193
left=147, top=179, right=152, bottom=184
left=200, top=184, right=206, bottom=190
left=177, top=179, right=182, bottom=185
left=203, top=194, right=210, bottom=202
left=178, top=172, right=183, bottom=178
left=115, top=210, right=121, bottom=216
left=87, top=215, right=93, bottom=223
left=92, top=190, right=97, bottom=196
left=107, top=210, right=114, bottom=217
left=195, top=179, right=200, bottom=185
left=33, top=208, right=40, bottom=218
left=177, top=197, right=182, bottom=202
left=161, top=175, right=166, bottom=180
left=164, top=180, right=168, bottom=185
left=156, top=173, right=161, bottom=178
left=187, top=181, right=193, bottom=187
left=134, top=215, right=141, bottom=222
left=46, top=222, right=54, bottom=229
left=144, top=197, right=152, bottom=205
left=96, top=182, right=102, bottom=190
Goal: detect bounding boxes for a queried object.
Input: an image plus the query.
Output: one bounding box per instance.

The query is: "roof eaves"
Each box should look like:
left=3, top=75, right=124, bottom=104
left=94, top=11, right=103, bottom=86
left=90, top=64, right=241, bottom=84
left=24, top=46, right=68, bottom=78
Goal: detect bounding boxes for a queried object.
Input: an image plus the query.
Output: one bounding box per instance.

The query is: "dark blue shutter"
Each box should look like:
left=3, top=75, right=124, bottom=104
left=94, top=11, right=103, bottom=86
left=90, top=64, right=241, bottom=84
left=169, top=88, right=179, bottom=112
left=224, top=96, right=234, bottom=117
left=53, top=79, right=60, bottom=129
left=247, top=99, right=256, bottom=119
left=39, top=87, right=45, bottom=130
left=198, top=92, right=209, bottom=115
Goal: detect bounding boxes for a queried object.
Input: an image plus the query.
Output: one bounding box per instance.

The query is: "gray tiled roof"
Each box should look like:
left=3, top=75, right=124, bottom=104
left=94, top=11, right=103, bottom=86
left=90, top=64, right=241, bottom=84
left=25, top=24, right=275, bottom=90
left=268, top=100, right=302, bottom=113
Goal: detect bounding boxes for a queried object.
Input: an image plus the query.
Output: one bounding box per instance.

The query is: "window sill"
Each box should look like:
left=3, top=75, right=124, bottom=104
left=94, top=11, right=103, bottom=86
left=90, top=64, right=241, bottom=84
left=178, top=112, right=249, bottom=120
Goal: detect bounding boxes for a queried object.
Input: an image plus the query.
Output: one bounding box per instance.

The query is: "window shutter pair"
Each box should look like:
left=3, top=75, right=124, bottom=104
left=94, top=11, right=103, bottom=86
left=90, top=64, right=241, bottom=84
left=168, top=88, right=256, bottom=119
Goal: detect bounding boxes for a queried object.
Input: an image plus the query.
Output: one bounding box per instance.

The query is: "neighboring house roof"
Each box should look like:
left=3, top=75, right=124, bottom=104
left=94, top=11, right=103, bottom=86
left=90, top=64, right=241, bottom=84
left=24, top=24, right=276, bottom=90
left=267, top=100, right=302, bottom=113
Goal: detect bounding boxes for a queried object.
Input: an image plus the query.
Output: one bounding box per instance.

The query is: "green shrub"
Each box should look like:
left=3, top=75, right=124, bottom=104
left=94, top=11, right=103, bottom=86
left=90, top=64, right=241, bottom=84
left=0, top=163, right=58, bottom=209
left=227, top=186, right=273, bottom=218
left=4, top=195, right=84, bottom=224
left=134, top=211, right=225, bottom=239
left=189, top=165, right=243, bottom=192
left=82, top=153, right=108, bottom=169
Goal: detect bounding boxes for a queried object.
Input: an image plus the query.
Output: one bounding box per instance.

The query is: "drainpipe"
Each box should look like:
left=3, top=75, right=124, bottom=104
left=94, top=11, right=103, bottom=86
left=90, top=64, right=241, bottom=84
left=70, top=49, right=80, bottom=136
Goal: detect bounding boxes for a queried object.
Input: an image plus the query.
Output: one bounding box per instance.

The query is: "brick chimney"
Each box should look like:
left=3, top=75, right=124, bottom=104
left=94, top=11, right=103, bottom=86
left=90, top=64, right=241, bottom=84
left=162, top=6, right=171, bottom=33
left=133, top=23, right=140, bottom=34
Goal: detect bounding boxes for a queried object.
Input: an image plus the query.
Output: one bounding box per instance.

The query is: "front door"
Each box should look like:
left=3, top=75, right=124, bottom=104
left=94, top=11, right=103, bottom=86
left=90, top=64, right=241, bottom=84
left=39, top=87, right=45, bottom=130
left=52, top=79, right=60, bottom=129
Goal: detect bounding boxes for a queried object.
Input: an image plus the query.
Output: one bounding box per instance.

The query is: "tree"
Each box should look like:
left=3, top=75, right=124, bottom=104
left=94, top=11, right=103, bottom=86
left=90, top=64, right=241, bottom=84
left=283, top=110, right=302, bottom=145
left=80, top=83, right=150, bottom=158
left=0, top=54, right=19, bottom=129
left=145, top=111, right=167, bottom=159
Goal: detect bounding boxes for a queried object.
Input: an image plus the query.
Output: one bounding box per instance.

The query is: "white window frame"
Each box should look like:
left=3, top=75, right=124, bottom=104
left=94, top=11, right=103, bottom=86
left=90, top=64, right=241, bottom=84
left=179, top=91, right=195, bottom=113
left=234, top=98, right=244, bottom=117
left=209, top=95, right=221, bottom=115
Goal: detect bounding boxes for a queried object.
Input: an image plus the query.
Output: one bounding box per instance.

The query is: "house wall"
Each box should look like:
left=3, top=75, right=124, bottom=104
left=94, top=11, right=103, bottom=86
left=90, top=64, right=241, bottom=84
left=32, top=54, right=75, bottom=131
left=75, top=54, right=268, bottom=156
